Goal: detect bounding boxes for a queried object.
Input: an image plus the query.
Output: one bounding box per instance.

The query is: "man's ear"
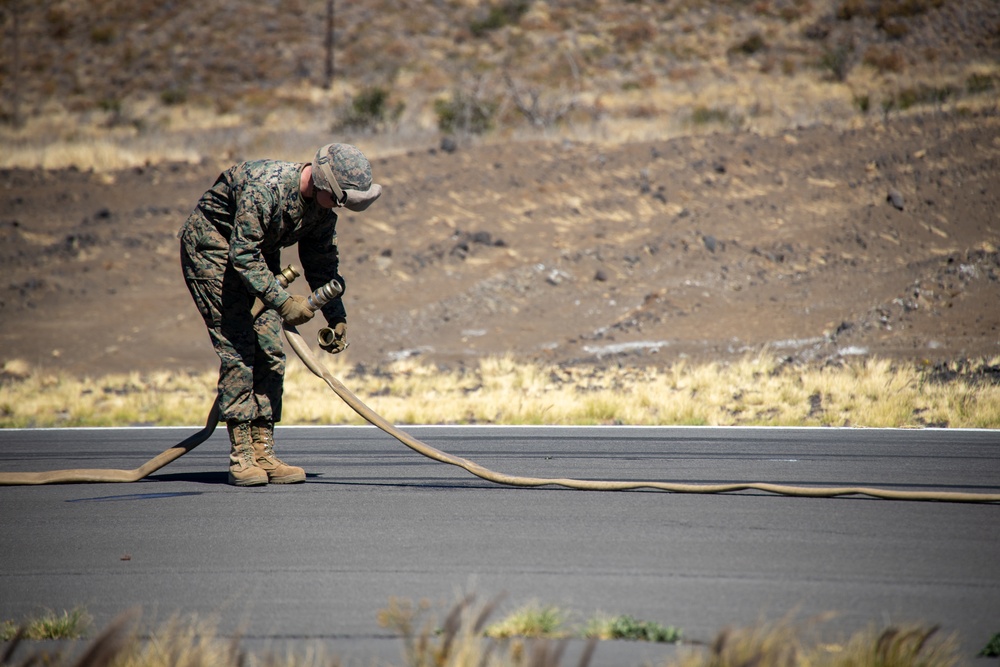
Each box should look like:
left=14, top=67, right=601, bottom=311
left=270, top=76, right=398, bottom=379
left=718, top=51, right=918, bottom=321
left=343, top=183, right=382, bottom=212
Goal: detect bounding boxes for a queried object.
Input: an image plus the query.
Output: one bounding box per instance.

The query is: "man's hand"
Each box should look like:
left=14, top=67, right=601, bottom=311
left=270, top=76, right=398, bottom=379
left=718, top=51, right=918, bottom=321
left=277, top=295, right=315, bottom=326
left=318, top=321, right=348, bottom=354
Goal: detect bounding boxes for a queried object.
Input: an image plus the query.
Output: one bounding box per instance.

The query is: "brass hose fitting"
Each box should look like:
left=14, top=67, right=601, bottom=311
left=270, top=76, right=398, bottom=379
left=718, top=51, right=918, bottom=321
left=276, top=265, right=300, bottom=288
left=251, top=265, right=300, bottom=319
left=317, top=326, right=339, bottom=349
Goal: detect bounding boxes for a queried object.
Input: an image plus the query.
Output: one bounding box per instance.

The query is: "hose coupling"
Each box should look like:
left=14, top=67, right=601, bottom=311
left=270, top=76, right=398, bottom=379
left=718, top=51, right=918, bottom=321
left=276, top=265, right=300, bottom=288
left=317, top=327, right=337, bottom=348
left=306, top=279, right=344, bottom=311
left=251, top=266, right=301, bottom=319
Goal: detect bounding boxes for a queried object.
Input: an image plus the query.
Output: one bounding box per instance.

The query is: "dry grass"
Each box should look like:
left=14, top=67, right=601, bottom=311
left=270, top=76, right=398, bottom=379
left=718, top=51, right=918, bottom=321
left=0, top=599, right=970, bottom=667
left=0, top=364, right=219, bottom=428
left=670, top=617, right=962, bottom=667
left=2, top=353, right=999, bottom=428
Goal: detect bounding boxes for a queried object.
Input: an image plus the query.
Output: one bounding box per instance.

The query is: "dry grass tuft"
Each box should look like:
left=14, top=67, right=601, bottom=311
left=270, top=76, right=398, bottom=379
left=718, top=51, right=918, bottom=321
left=671, top=617, right=961, bottom=667
left=484, top=602, right=571, bottom=640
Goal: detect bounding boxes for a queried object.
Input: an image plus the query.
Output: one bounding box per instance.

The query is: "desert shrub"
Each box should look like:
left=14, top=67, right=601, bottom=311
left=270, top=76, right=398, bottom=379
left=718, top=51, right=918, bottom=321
left=336, top=86, right=405, bottom=133
left=879, top=18, right=910, bottom=38
left=838, top=0, right=945, bottom=22
left=820, top=42, right=854, bottom=81
left=837, top=0, right=869, bottom=20
left=611, top=19, right=656, bottom=48
left=863, top=45, right=905, bottom=73
left=45, top=6, right=72, bottom=40
left=779, top=3, right=807, bottom=22
left=967, top=72, right=995, bottom=94
left=90, top=25, right=115, bottom=45
left=732, top=32, right=767, bottom=55
left=691, top=106, right=730, bottom=125
left=469, top=0, right=529, bottom=37
left=877, top=0, right=945, bottom=21
left=435, top=91, right=496, bottom=135
left=159, top=87, right=187, bottom=106
left=894, top=83, right=955, bottom=109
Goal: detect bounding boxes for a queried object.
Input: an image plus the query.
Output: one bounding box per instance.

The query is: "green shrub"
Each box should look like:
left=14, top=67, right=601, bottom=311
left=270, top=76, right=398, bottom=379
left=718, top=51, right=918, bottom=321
left=587, top=615, right=683, bottom=643
left=434, top=93, right=496, bottom=135
left=160, top=87, right=187, bottom=106
left=337, top=86, right=405, bottom=132
left=895, top=84, right=955, bottom=110
left=733, top=33, right=767, bottom=56
left=90, top=25, right=115, bottom=45
left=979, top=632, right=1000, bottom=657
left=691, top=106, right=730, bottom=125
left=1, top=607, right=91, bottom=640
left=967, top=72, right=995, bottom=94
left=821, top=43, right=854, bottom=81
left=470, top=1, right=529, bottom=37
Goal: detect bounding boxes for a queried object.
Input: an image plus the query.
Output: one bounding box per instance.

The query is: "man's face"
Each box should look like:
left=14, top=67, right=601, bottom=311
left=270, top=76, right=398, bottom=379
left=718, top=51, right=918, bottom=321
left=315, top=188, right=340, bottom=210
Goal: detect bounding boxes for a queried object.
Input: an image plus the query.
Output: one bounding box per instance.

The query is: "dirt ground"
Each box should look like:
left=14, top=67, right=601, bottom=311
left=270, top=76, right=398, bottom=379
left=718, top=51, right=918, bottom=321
left=1, top=110, right=999, bottom=379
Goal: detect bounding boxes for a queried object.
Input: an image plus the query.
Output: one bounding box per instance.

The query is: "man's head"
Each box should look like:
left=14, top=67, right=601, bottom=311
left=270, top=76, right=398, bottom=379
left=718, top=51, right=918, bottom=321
left=312, top=143, right=372, bottom=203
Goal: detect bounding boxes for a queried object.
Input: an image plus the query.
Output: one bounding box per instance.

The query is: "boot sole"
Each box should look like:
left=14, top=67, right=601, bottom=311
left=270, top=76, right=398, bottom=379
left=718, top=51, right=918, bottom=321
left=229, top=473, right=268, bottom=486
left=267, top=473, right=306, bottom=484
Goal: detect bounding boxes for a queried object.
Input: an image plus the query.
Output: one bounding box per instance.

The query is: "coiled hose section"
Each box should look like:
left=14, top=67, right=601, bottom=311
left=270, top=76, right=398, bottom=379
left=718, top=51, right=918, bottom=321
left=1, top=324, right=998, bottom=503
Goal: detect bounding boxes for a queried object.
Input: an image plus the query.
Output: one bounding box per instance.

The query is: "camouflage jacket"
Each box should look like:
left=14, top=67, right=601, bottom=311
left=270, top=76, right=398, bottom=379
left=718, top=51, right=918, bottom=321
left=180, top=159, right=346, bottom=323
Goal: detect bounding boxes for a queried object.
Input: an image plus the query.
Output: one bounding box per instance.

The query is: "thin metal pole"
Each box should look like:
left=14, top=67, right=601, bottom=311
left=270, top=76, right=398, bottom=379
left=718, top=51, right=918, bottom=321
left=324, top=0, right=334, bottom=89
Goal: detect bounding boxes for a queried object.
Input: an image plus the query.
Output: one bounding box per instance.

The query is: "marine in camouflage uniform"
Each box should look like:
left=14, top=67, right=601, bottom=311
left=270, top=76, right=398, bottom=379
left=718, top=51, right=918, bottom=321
left=179, top=143, right=380, bottom=486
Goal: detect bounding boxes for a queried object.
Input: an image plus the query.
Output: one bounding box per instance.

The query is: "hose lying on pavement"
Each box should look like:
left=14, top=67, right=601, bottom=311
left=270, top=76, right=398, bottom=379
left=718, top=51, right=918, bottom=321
left=1, top=324, right=998, bottom=503
left=0, top=400, right=220, bottom=485
left=281, top=326, right=1000, bottom=504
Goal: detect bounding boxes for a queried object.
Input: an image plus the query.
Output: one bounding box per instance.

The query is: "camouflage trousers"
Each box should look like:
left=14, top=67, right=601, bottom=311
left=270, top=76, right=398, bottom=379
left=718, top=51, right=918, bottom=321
left=180, top=243, right=285, bottom=424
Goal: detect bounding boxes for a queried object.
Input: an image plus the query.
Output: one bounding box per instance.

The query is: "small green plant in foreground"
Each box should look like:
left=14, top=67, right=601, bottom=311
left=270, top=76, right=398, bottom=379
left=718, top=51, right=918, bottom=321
left=980, top=631, right=1000, bottom=657
left=1, top=607, right=91, bottom=640
left=585, top=614, right=683, bottom=643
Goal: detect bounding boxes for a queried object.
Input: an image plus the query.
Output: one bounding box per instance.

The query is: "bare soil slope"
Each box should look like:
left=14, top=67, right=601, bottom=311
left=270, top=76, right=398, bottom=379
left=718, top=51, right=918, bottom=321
left=2, top=110, right=998, bottom=378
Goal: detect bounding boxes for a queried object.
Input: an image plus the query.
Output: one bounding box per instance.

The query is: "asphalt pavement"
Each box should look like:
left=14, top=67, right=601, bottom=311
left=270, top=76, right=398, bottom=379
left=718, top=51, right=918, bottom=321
left=1, top=425, right=998, bottom=666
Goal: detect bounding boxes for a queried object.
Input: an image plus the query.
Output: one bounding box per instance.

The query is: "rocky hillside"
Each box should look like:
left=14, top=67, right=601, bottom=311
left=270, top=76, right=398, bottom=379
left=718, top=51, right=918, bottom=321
left=2, top=0, right=998, bottom=139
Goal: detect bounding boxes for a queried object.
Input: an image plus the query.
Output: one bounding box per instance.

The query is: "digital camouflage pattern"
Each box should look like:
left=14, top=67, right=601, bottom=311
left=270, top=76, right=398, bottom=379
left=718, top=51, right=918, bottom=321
left=312, top=143, right=372, bottom=194
left=179, top=159, right=347, bottom=423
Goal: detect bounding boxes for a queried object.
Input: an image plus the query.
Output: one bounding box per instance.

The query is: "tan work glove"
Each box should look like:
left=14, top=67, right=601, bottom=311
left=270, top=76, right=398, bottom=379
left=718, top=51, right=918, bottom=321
left=277, top=294, right=315, bottom=326
left=318, top=321, right=348, bottom=354
left=343, top=184, right=382, bottom=212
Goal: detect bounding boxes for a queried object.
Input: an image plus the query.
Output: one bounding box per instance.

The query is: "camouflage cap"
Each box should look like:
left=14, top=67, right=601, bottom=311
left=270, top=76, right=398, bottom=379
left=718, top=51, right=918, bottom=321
left=312, top=143, right=372, bottom=197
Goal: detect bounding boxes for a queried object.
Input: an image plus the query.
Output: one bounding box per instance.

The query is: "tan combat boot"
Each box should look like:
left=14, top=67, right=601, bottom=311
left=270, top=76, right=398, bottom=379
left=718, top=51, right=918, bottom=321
left=250, top=419, right=306, bottom=484
left=227, top=421, right=268, bottom=486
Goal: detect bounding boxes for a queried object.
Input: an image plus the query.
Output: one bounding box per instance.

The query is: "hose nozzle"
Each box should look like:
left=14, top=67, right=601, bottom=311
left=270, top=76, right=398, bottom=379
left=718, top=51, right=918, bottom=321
left=306, top=279, right=344, bottom=311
